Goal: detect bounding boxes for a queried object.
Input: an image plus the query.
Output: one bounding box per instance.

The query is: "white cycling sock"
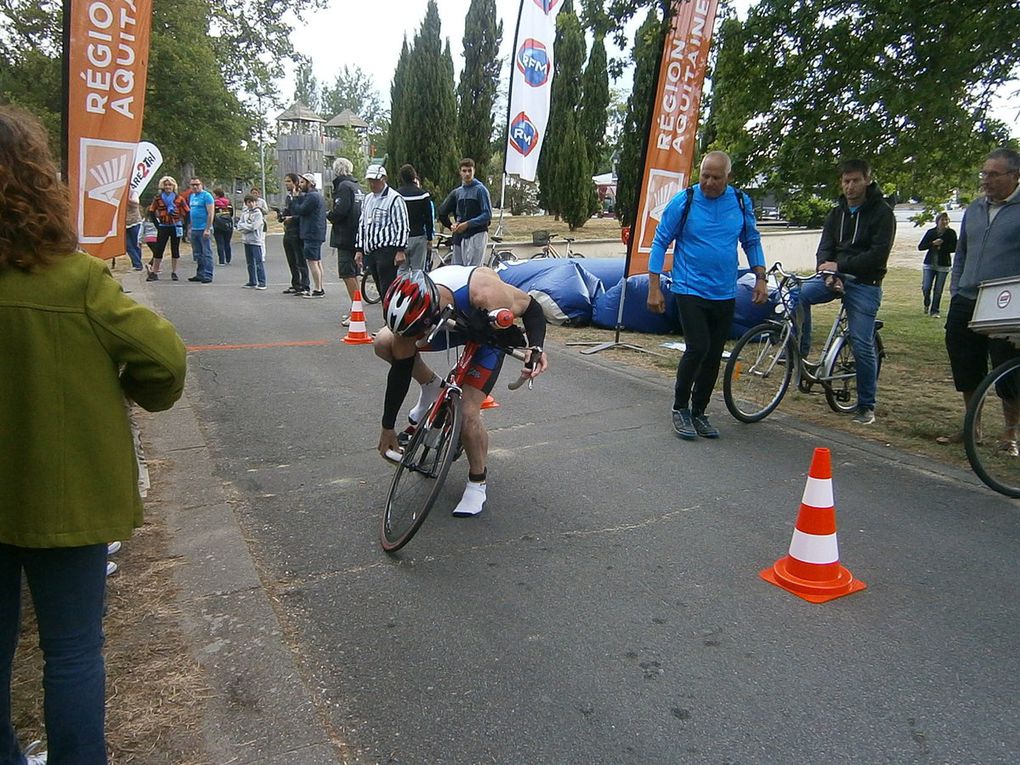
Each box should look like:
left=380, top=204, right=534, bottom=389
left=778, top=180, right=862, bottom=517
left=408, top=375, right=443, bottom=425
left=452, top=480, right=487, bottom=517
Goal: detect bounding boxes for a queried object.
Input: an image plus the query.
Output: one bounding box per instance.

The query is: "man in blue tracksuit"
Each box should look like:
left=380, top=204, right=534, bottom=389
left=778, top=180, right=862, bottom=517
left=648, top=151, right=768, bottom=440
left=437, top=158, right=492, bottom=266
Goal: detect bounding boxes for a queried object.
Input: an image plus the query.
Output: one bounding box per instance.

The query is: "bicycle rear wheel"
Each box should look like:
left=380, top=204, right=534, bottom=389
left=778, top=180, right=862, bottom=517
left=822, top=332, right=883, bottom=413
left=492, top=250, right=518, bottom=265
left=723, top=323, right=792, bottom=423
left=381, top=392, right=463, bottom=552
left=965, top=358, right=1020, bottom=498
left=361, top=271, right=381, bottom=304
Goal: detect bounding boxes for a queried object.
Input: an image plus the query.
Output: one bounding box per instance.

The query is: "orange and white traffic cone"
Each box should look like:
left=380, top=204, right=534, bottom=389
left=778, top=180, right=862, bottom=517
left=342, top=290, right=373, bottom=345
left=481, top=394, right=500, bottom=409
left=759, top=447, right=866, bottom=604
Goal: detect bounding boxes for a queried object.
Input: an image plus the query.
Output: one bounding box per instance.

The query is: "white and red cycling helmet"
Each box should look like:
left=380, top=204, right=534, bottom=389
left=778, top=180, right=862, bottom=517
left=383, top=270, right=441, bottom=336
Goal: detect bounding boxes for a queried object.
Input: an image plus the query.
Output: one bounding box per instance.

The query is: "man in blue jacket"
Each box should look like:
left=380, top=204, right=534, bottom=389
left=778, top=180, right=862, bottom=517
left=437, top=158, right=491, bottom=266
left=289, top=173, right=328, bottom=298
left=648, top=151, right=768, bottom=440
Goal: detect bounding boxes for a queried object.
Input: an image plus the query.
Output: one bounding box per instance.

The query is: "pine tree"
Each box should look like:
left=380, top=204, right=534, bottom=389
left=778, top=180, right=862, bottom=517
left=579, top=32, right=609, bottom=216
left=293, top=58, right=320, bottom=112
left=401, top=1, right=459, bottom=196
left=457, top=0, right=503, bottom=182
left=537, top=1, right=590, bottom=228
left=387, top=38, right=411, bottom=171
left=615, top=9, right=665, bottom=229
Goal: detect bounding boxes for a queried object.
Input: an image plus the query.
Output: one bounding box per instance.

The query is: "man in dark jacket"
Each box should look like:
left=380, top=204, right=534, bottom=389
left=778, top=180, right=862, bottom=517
left=289, top=173, right=328, bottom=298
left=797, top=158, right=895, bottom=425
left=328, top=157, right=365, bottom=322
left=278, top=173, right=310, bottom=295
left=396, top=164, right=435, bottom=272
left=437, top=158, right=491, bottom=266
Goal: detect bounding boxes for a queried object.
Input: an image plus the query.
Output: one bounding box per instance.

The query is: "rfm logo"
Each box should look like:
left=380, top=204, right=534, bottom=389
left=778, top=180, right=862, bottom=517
left=516, top=39, right=551, bottom=87
left=509, top=112, right=539, bottom=157
left=532, top=0, right=560, bottom=12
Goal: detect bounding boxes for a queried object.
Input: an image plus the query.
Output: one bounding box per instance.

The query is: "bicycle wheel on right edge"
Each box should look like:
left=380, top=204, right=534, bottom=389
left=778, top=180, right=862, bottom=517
left=381, top=392, right=463, bottom=552
left=723, top=323, right=792, bottom=423
left=965, top=358, right=1020, bottom=498
left=361, top=271, right=381, bottom=304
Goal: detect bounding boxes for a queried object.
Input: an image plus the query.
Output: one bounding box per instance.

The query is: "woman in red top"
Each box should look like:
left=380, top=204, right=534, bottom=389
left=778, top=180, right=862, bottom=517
left=146, top=176, right=188, bottom=281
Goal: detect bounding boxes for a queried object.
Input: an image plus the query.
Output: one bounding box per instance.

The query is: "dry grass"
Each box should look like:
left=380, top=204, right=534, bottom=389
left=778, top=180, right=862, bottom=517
left=11, top=515, right=210, bottom=764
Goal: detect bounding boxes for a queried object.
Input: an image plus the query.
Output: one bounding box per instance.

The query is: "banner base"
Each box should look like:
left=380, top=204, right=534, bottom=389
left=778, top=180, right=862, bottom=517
left=566, top=337, right=667, bottom=357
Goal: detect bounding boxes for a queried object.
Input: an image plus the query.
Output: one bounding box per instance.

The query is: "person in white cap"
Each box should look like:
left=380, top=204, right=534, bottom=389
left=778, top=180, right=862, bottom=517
left=289, top=173, right=328, bottom=297
left=355, top=164, right=409, bottom=302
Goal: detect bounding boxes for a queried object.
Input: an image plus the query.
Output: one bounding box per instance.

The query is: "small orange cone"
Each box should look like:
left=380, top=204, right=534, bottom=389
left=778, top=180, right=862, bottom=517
left=481, top=394, right=500, bottom=409
left=759, top=448, right=866, bottom=604
left=342, top=290, right=373, bottom=345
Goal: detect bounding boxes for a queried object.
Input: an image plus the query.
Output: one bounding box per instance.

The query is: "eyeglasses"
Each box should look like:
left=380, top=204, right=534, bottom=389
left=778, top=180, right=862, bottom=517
left=979, top=170, right=1017, bottom=179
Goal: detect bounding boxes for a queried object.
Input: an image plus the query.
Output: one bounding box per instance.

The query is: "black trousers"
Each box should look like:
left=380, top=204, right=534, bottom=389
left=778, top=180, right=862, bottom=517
left=673, top=294, right=735, bottom=413
left=945, top=294, right=1020, bottom=395
left=367, top=246, right=400, bottom=301
left=283, top=234, right=309, bottom=290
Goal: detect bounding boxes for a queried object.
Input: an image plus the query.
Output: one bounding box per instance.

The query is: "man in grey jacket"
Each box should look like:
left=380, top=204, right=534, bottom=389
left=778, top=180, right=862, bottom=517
left=940, top=147, right=1020, bottom=445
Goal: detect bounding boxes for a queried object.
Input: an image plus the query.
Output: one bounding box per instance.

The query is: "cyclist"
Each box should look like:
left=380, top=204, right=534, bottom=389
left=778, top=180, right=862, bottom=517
left=374, top=267, right=548, bottom=516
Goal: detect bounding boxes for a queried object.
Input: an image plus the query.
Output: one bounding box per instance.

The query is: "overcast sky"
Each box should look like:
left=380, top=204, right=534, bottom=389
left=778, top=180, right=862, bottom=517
left=286, top=0, right=1016, bottom=135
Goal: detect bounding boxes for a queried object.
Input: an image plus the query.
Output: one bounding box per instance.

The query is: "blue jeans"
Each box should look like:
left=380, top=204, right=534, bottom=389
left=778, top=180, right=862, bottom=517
left=921, top=266, right=949, bottom=314
left=124, top=224, right=142, bottom=269
left=797, top=279, right=882, bottom=410
left=190, top=229, right=214, bottom=281
left=244, top=244, right=266, bottom=287
left=0, top=544, right=108, bottom=765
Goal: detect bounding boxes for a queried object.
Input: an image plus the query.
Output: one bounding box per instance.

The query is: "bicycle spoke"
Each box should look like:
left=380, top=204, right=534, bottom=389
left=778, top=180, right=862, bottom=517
left=724, top=324, right=791, bottom=423
left=966, top=360, right=1020, bottom=498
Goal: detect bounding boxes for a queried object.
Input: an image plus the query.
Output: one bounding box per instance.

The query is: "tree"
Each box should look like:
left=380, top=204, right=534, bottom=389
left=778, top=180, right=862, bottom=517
left=456, top=0, right=503, bottom=181
left=615, top=8, right=665, bottom=228
left=709, top=0, right=1019, bottom=207
left=579, top=32, right=610, bottom=214
left=293, top=58, right=320, bottom=111
left=537, top=1, right=591, bottom=229
left=321, top=65, right=388, bottom=157
left=387, top=38, right=411, bottom=170
left=398, top=1, right=459, bottom=196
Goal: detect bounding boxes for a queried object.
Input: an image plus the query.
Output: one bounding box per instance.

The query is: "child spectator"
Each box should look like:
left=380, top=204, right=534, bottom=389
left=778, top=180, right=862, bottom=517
left=236, top=194, right=267, bottom=289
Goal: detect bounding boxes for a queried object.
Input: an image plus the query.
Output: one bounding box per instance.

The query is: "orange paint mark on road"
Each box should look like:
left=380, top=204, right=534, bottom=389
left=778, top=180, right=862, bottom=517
left=186, top=339, right=334, bottom=352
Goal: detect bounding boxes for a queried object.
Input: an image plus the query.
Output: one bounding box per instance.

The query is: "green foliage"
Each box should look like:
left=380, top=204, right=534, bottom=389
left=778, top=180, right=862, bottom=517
left=457, top=0, right=503, bottom=182
left=779, top=192, right=832, bottom=228
left=579, top=32, right=610, bottom=215
left=709, top=0, right=1018, bottom=206
left=387, top=38, right=411, bottom=174
left=392, top=1, right=459, bottom=196
left=615, top=8, right=664, bottom=228
left=293, top=58, right=320, bottom=111
left=321, top=65, right=388, bottom=158
left=334, top=127, right=369, bottom=179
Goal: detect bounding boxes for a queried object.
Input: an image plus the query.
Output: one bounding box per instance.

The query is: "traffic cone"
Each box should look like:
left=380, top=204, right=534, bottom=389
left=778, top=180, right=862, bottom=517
left=759, top=447, right=866, bottom=604
left=481, top=394, right=500, bottom=409
left=342, top=291, right=373, bottom=345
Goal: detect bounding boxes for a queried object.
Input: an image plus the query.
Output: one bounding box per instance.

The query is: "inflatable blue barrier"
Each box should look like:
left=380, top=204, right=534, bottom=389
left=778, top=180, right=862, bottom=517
left=496, top=258, right=601, bottom=326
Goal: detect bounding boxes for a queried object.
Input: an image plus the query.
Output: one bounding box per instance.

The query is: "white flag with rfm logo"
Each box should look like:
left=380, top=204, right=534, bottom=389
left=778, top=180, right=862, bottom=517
left=503, top=0, right=563, bottom=182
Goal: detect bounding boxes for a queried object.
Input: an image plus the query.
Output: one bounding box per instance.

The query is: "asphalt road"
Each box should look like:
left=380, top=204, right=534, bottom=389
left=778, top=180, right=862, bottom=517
left=143, top=236, right=1019, bottom=764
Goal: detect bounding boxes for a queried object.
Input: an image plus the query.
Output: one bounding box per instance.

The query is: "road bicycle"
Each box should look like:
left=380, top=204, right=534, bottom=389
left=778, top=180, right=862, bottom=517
left=965, top=356, right=1020, bottom=498
left=380, top=305, right=538, bottom=552
left=430, top=232, right=518, bottom=270
left=530, top=230, right=585, bottom=259
left=723, top=263, right=886, bottom=422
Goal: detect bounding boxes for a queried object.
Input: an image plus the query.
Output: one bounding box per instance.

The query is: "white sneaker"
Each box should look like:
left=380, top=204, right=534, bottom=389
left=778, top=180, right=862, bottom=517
left=452, top=480, right=486, bottom=517
left=106, top=560, right=118, bottom=577
left=24, top=740, right=47, bottom=764
left=408, top=376, right=443, bottom=425
left=107, top=541, right=122, bottom=555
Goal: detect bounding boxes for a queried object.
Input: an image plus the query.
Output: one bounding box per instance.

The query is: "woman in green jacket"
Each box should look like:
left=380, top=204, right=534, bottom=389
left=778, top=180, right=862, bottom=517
left=0, top=106, right=187, bottom=765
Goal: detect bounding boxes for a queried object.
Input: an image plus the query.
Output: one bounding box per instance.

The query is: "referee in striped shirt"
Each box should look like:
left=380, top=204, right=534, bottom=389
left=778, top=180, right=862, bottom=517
left=355, top=164, right=409, bottom=301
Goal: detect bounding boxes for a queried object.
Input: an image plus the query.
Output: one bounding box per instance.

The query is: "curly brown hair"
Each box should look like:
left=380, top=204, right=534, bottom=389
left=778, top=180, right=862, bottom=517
left=0, top=106, right=78, bottom=272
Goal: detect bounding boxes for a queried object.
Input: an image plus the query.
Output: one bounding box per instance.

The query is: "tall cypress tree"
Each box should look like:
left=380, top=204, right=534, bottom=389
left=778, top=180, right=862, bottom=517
left=537, top=1, right=590, bottom=227
left=457, top=0, right=503, bottom=182
left=579, top=32, right=609, bottom=215
left=402, top=1, right=459, bottom=196
left=616, top=8, right=665, bottom=229
left=388, top=37, right=411, bottom=171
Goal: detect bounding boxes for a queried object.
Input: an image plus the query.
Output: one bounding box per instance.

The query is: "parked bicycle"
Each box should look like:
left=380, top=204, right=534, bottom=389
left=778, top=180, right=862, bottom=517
left=530, top=230, right=585, bottom=259
left=380, top=305, right=538, bottom=552
left=723, top=263, right=886, bottom=422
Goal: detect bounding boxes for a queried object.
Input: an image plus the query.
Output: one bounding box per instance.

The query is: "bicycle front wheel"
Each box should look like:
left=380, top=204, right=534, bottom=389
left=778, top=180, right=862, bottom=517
left=723, top=323, right=792, bottom=423
left=492, top=250, right=518, bottom=265
left=965, top=358, right=1020, bottom=498
left=361, top=271, right=381, bottom=304
left=381, top=392, right=463, bottom=552
left=822, top=332, right=884, bottom=413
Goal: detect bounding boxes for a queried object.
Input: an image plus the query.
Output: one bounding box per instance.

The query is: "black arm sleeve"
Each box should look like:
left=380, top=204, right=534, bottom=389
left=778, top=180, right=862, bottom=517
left=521, top=297, right=546, bottom=349
left=382, top=354, right=416, bottom=430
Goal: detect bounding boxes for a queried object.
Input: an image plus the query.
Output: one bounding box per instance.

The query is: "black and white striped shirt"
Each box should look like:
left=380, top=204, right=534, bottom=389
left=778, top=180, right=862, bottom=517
left=356, top=186, right=409, bottom=253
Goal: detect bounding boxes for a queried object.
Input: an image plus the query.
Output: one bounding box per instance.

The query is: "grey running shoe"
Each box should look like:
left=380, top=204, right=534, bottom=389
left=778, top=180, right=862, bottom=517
left=692, top=413, right=720, bottom=438
left=672, top=408, right=697, bottom=440
left=852, top=408, right=876, bottom=425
